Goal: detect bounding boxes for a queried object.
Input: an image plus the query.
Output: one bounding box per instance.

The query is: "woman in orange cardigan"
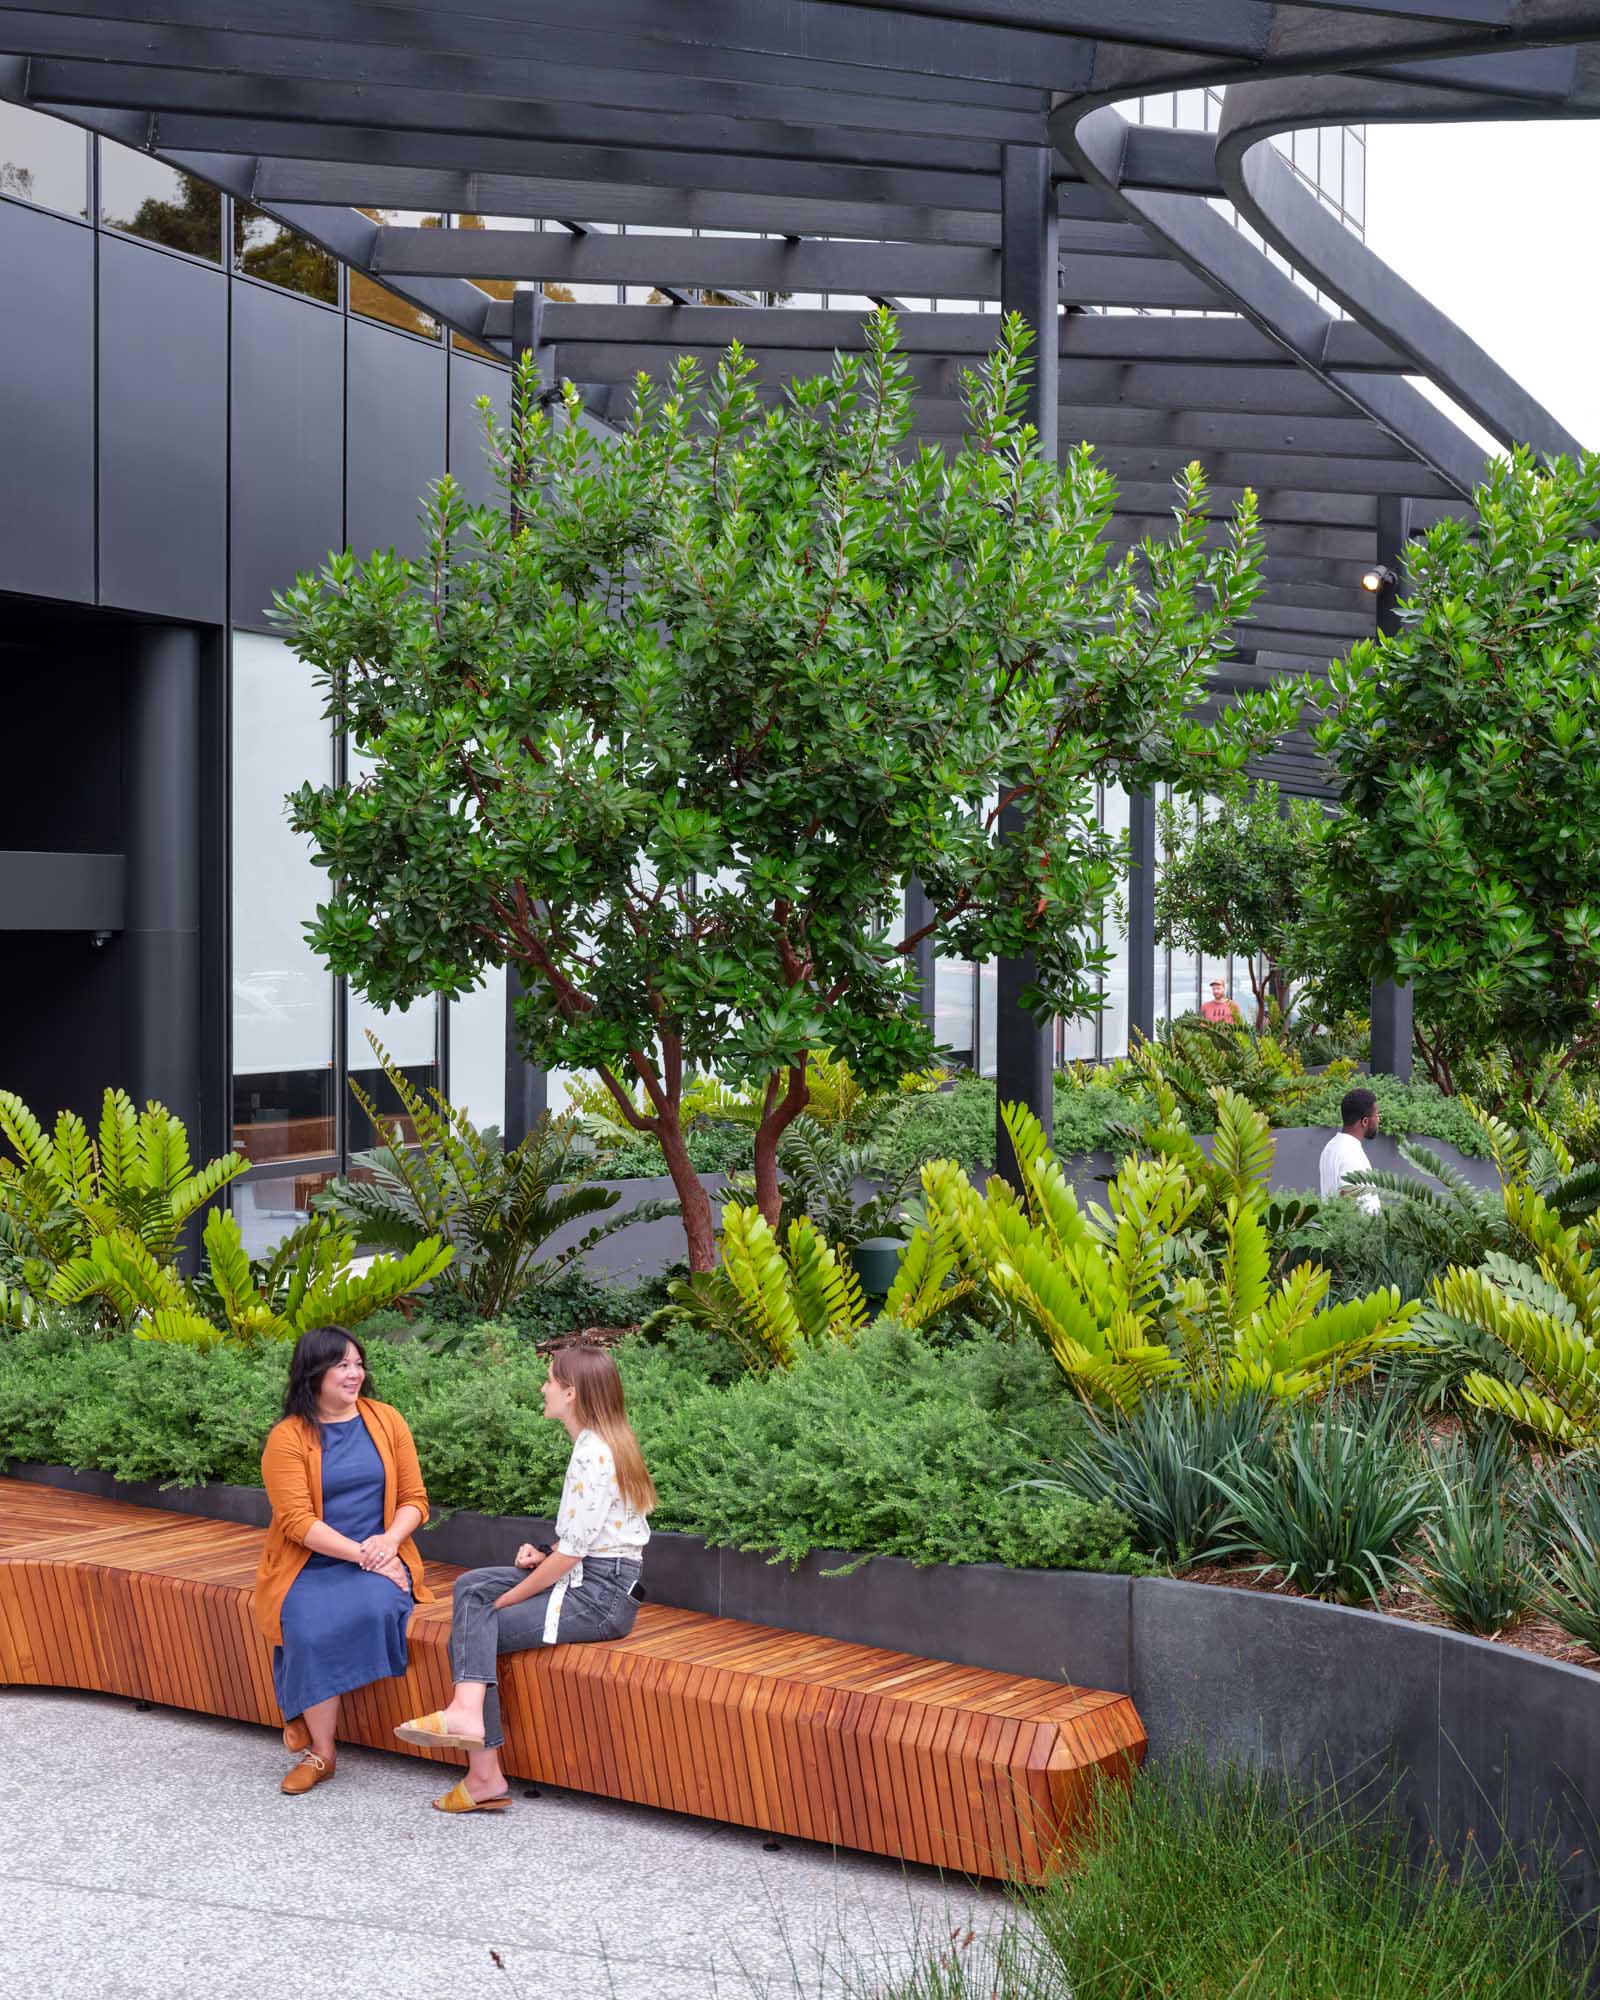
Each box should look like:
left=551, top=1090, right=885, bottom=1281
left=254, top=1326, right=431, bottom=1796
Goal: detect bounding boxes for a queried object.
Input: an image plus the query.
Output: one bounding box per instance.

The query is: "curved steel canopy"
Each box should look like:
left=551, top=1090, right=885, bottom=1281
left=2, top=0, right=1596, bottom=789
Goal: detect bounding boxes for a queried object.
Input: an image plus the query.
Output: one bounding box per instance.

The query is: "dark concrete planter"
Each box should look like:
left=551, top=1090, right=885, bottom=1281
left=10, top=1460, right=1597, bottom=1915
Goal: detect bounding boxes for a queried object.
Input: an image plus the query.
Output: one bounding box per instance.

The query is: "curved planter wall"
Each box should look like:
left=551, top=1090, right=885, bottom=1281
left=10, top=1459, right=1596, bottom=1916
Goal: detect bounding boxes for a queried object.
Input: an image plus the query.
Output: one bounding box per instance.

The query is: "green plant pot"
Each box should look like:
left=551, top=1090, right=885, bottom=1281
left=851, top=1236, right=906, bottom=1300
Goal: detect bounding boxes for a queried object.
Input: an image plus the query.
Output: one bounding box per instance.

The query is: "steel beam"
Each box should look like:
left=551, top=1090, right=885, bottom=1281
left=996, top=143, right=1058, bottom=1176
left=371, top=227, right=1221, bottom=310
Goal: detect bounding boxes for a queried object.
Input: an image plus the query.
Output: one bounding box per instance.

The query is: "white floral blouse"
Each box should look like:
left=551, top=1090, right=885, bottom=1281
left=554, top=1428, right=650, bottom=1563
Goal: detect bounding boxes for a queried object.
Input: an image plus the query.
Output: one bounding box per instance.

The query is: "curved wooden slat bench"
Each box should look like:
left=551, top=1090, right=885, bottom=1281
left=0, top=1478, right=1145, bottom=1880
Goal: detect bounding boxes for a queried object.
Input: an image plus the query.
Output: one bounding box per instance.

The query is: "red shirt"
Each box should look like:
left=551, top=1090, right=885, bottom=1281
left=1201, top=998, right=1241, bottom=1024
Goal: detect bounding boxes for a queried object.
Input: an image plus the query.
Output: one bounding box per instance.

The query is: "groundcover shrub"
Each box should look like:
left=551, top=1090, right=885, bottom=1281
left=0, top=1318, right=1140, bottom=1575
left=878, top=1757, right=1592, bottom=2000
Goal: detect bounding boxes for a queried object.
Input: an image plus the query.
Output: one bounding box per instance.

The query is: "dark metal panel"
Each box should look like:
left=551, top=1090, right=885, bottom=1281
left=0, top=201, right=94, bottom=604
left=230, top=278, right=345, bottom=631
left=0, top=851, right=125, bottom=931
left=448, top=348, right=512, bottom=512
left=123, top=623, right=201, bottom=1131
left=345, top=314, right=447, bottom=564
left=97, top=234, right=227, bottom=621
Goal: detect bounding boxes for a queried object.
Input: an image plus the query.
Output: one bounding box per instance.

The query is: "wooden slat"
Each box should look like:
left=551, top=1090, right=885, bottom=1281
left=0, top=1477, right=1145, bottom=1880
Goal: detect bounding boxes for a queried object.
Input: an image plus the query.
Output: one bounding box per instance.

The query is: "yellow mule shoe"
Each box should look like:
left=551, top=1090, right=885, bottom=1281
left=395, top=1710, right=485, bottom=1751
left=433, top=1780, right=511, bottom=1815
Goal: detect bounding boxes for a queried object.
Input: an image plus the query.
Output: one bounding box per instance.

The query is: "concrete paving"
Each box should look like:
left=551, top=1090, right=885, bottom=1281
left=0, top=1688, right=1006, bottom=2000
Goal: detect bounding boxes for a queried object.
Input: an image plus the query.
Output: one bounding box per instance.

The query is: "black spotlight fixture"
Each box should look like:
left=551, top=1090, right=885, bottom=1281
left=1361, top=564, right=1398, bottom=594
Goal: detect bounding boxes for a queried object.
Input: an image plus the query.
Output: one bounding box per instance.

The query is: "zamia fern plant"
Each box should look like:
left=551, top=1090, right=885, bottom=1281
left=0, top=1087, right=248, bottom=1331
left=647, top=1202, right=869, bottom=1372
left=1117, top=1019, right=1352, bottom=1129
left=890, top=1096, right=1417, bottom=1415
left=315, top=1036, right=674, bottom=1319
left=1347, top=1098, right=1600, bottom=1268
left=58, top=1206, right=455, bottom=1350
left=1422, top=1176, right=1600, bottom=1449
left=1108, top=1065, right=1318, bottom=1263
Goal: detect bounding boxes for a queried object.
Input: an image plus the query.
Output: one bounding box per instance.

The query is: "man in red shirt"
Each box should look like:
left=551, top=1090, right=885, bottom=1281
left=1200, top=978, right=1241, bottom=1025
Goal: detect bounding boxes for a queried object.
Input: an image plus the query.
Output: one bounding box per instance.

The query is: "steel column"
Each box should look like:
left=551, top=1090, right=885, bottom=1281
left=995, top=144, right=1059, bottom=1181
left=123, top=624, right=203, bottom=1132
left=1127, top=790, right=1159, bottom=1046
left=1370, top=494, right=1414, bottom=1082
left=904, top=878, right=939, bottom=1038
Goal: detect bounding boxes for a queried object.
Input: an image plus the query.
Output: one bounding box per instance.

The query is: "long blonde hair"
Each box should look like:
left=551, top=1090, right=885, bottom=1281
left=550, top=1343, right=657, bottom=1516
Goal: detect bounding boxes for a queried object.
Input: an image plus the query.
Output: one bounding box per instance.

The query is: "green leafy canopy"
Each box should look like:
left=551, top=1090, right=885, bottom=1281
left=1308, top=449, right=1600, bottom=1094
left=277, top=309, right=1290, bottom=1263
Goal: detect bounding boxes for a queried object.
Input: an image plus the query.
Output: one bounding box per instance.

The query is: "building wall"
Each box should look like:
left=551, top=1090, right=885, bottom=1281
left=0, top=106, right=515, bottom=1244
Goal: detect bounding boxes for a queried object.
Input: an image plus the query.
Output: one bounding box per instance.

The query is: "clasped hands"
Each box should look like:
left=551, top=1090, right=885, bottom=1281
left=355, top=1533, right=409, bottom=1589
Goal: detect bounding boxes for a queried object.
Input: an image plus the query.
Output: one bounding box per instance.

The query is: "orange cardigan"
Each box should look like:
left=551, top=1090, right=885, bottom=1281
left=252, top=1397, right=432, bottom=1646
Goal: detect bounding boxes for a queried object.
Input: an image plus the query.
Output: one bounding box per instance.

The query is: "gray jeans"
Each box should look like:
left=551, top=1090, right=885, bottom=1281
left=447, top=1557, right=642, bottom=1750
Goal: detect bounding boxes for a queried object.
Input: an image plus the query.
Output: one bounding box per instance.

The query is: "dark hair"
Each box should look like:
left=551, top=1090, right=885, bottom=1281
left=282, top=1325, right=368, bottom=1427
left=1340, top=1087, right=1378, bottom=1128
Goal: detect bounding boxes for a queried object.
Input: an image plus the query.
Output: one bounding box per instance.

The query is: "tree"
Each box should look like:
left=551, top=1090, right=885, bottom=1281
left=1152, top=783, right=1326, bottom=1026
left=1308, top=450, right=1600, bottom=1098
left=277, top=313, right=1291, bottom=1270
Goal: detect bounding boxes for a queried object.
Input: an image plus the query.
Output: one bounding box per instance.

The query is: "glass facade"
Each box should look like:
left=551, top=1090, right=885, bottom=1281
left=0, top=100, right=87, bottom=217
left=230, top=633, right=506, bottom=1249
left=100, top=146, right=221, bottom=261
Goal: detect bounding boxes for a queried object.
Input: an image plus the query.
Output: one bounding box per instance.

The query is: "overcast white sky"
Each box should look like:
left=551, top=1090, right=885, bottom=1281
left=1366, top=122, right=1600, bottom=453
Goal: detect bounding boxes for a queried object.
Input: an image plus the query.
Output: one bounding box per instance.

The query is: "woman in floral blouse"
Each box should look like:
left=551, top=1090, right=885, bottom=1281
left=395, top=1342, right=654, bottom=1812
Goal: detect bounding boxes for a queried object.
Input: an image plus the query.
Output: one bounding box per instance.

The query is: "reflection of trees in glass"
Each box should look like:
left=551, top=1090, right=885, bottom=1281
left=106, top=169, right=221, bottom=261
left=234, top=201, right=338, bottom=303
left=352, top=207, right=442, bottom=338
left=1, top=160, right=36, bottom=198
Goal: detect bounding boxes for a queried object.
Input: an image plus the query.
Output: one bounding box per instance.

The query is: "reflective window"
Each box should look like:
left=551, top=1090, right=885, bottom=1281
left=449, top=967, right=508, bottom=1136
left=231, top=631, right=336, bottom=1169
left=233, top=201, right=337, bottom=302
left=351, top=211, right=444, bottom=338
left=934, top=960, right=976, bottom=1067
left=346, top=741, right=440, bottom=1141
left=0, top=101, right=88, bottom=216
left=100, top=144, right=220, bottom=261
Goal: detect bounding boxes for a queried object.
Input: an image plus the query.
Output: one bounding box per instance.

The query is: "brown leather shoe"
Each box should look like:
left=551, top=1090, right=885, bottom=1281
left=280, top=1750, right=335, bottom=1796
left=282, top=1717, right=310, bottom=1753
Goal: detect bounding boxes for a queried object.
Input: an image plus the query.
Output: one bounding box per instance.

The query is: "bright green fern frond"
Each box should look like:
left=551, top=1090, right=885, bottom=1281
left=719, top=1203, right=801, bottom=1368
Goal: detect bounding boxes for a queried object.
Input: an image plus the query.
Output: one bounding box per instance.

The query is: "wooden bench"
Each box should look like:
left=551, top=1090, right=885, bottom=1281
left=0, top=1478, right=1145, bottom=1881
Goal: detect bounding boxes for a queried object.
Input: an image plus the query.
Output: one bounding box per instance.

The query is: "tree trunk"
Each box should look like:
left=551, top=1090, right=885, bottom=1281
left=654, top=1109, right=717, bottom=1272
left=752, top=1061, right=810, bottom=1233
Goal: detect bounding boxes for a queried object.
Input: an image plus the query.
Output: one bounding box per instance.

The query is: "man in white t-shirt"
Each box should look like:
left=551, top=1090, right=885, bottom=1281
left=1319, top=1087, right=1381, bottom=1216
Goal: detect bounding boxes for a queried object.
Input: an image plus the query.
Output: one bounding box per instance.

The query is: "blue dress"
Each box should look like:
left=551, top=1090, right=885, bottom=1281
left=273, top=1412, right=414, bottom=1718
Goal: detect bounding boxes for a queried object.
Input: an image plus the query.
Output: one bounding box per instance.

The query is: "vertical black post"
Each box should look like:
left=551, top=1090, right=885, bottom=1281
left=501, top=289, right=551, bottom=1143
left=904, top=878, right=939, bottom=1039
left=1127, top=789, right=1158, bottom=1046
left=124, top=625, right=203, bottom=1131
left=995, top=143, right=1059, bottom=1183
left=503, top=966, right=549, bottom=1146
left=1369, top=496, right=1414, bottom=1081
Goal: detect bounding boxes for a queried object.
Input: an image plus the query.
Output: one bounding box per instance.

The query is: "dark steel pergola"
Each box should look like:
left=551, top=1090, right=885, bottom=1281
left=3, top=1, right=1594, bottom=1130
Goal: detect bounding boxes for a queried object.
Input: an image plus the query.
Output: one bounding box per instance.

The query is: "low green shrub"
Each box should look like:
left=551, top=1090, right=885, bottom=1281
left=878, top=1756, right=1592, bottom=2000
left=644, top=1322, right=1141, bottom=1571
left=0, top=1315, right=1141, bottom=1575
left=1204, top=1396, right=1433, bottom=1604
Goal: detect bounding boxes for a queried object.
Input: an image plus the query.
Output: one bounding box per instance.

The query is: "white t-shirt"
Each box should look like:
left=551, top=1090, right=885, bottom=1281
left=554, top=1428, right=651, bottom=1563
left=1319, top=1131, right=1379, bottom=1216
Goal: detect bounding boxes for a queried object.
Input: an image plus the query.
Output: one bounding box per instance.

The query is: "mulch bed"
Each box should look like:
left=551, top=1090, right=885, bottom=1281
left=1179, top=1563, right=1599, bottom=1672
